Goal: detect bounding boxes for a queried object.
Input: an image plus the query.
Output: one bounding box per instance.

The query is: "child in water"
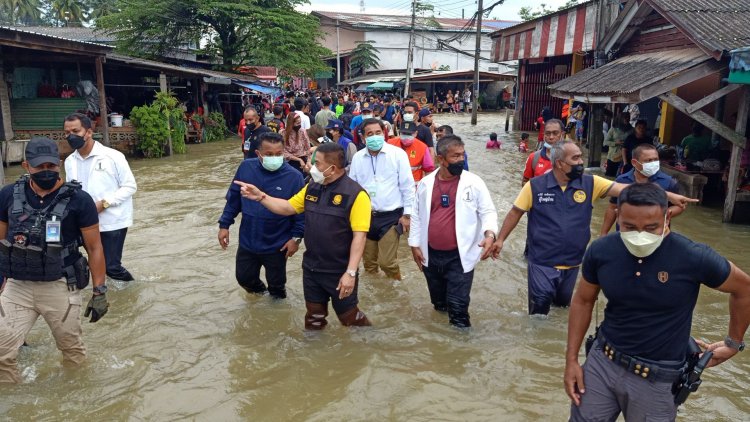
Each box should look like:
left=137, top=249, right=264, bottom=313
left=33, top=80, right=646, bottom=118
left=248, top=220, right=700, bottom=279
left=518, top=133, right=529, bottom=152
left=486, top=132, right=502, bottom=149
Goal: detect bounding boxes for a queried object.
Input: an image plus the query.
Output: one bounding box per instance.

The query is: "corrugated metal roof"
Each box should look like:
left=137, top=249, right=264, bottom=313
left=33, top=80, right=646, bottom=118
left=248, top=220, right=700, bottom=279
left=548, top=48, right=709, bottom=95
left=6, top=25, right=116, bottom=44
left=0, top=25, right=112, bottom=49
left=648, top=0, right=750, bottom=57
left=313, top=11, right=517, bottom=32
left=106, top=54, right=258, bottom=83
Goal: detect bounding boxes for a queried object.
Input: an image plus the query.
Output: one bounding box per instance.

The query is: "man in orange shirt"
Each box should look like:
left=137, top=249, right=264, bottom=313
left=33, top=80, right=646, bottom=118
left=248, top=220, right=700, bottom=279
left=388, top=121, right=435, bottom=184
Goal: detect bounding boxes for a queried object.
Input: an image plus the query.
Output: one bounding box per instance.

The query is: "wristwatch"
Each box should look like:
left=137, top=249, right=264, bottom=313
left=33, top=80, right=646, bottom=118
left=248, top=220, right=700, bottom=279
left=725, top=336, right=745, bottom=352
left=346, top=269, right=357, bottom=277
left=93, top=285, right=108, bottom=295
left=101, top=200, right=110, bottom=209
left=293, top=237, right=303, bottom=245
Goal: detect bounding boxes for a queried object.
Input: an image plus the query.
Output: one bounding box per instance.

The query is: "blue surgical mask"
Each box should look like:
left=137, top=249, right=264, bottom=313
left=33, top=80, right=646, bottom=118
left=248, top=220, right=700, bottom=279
left=261, top=155, right=284, bottom=171
left=544, top=142, right=553, bottom=149
left=366, top=135, right=385, bottom=151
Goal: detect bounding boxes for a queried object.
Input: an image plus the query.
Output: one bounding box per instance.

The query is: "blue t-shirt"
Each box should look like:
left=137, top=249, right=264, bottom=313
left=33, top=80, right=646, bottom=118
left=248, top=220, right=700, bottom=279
left=582, top=232, right=730, bottom=361
left=0, top=179, right=99, bottom=266
left=218, top=159, right=305, bottom=253
left=350, top=115, right=364, bottom=131
left=609, top=169, right=680, bottom=204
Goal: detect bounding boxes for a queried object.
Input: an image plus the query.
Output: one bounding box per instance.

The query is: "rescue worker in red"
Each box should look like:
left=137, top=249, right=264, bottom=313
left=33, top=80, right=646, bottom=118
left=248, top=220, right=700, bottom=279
left=388, top=121, right=435, bottom=185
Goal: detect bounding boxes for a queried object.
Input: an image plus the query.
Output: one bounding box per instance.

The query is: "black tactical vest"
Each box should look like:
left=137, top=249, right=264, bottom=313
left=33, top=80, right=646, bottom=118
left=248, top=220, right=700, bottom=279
left=0, top=176, right=82, bottom=281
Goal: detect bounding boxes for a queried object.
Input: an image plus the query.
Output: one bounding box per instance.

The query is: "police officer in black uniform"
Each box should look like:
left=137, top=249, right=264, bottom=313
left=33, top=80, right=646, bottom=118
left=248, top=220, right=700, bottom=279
left=0, top=137, right=108, bottom=383
left=565, top=183, right=750, bottom=421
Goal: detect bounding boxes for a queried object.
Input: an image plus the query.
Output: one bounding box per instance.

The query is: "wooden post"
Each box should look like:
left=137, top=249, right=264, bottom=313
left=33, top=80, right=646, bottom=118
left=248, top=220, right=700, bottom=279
left=158, top=73, right=172, bottom=156
left=95, top=56, right=110, bottom=146
left=587, top=104, right=604, bottom=168
left=723, top=86, right=749, bottom=223
left=159, top=73, right=168, bottom=93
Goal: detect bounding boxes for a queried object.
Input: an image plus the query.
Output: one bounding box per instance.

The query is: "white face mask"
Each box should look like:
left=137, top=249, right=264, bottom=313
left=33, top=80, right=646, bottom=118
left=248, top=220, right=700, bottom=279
left=310, top=165, right=332, bottom=184
left=637, top=160, right=660, bottom=177
left=619, top=213, right=668, bottom=258
left=403, top=113, right=415, bottom=122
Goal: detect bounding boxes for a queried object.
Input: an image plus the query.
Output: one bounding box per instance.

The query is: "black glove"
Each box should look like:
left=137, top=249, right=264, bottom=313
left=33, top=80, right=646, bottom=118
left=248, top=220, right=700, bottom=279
left=84, top=294, right=109, bottom=323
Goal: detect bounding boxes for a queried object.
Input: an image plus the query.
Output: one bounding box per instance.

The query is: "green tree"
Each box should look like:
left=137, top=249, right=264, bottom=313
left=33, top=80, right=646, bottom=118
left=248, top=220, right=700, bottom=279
left=50, top=0, right=87, bottom=26
left=519, top=0, right=582, bottom=21
left=349, top=40, right=379, bottom=77
left=0, top=0, right=43, bottom=25
left=96, top=0, right=332, bottom=77
left=86, top=0, right=115, bottom=20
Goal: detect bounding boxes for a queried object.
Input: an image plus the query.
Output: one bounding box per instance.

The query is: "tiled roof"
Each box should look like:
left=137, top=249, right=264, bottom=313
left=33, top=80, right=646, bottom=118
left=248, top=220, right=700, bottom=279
left=0, top=25, right=112, bottom=48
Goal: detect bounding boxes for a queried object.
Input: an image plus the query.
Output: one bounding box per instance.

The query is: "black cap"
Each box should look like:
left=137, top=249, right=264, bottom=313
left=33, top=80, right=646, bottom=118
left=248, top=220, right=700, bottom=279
left=399, top=121, right=417, bottom=134
left=26, top=137, right=60, bottom=167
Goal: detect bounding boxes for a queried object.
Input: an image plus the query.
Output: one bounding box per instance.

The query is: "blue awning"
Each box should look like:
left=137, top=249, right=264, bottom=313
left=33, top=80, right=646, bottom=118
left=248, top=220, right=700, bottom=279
left=233, top=81, right=281, bottom=96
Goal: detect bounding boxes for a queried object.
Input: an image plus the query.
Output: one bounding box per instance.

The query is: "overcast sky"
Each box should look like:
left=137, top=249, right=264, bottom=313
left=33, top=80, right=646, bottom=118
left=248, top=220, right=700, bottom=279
left=296, top=0, right=575, bottom=21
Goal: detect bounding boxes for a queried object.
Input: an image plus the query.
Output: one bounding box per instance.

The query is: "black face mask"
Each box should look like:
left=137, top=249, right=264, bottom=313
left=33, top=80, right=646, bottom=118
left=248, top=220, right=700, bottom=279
left=67, top=134, right=86, bottom=150
left=293, top=124, right=302, bottom=131
left=565, top=164, right=584, bottom=180
left=447, top=160, right=464, bottom=176
left=30, top=170, right=59, bottom=190
left=424, top=122, right=433, bottom=127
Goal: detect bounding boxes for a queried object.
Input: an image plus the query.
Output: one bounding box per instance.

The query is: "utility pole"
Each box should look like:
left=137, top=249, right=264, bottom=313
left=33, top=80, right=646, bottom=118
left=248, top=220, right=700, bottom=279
left=336, top=19, right=341, bottom=85
left=404, top=0, right=417, bottom=97
left=471, top=0, right=483, bottom=125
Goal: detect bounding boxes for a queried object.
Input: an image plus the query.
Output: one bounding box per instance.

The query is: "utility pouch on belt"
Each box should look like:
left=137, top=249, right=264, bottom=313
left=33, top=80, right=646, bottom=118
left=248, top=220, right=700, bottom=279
left=10, top=244, right=27, bottom=276
left=585, top=326, right=600, bottom=356
left=44, top=243, right=63, bottom=279
left=25, top=245, right=45, bottom=278
left=672, top=337, right=712, bottom=406
left=0, top=240, right=11, bottom=275
left=65, top=255, right=90, bottom=290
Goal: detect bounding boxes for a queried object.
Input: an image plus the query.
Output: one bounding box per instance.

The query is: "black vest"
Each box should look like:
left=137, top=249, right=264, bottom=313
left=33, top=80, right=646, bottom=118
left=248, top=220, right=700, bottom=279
left=302, top=175, right=365, bottom=273
left=0, top=176, right=82, bottom=281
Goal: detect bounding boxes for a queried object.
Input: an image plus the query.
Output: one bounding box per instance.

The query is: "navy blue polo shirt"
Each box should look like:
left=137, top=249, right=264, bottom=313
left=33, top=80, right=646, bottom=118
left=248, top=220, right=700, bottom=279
left=609, top=169, right=680, bottom=204
left=582, top=232, right=730, bottom=361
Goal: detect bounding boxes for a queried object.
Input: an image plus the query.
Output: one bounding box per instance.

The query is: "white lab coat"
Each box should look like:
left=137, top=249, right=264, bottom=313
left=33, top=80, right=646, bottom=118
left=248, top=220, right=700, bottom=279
left=65, top=141, right=137, bottom=232
left=408, top=170, right=498, bottom=272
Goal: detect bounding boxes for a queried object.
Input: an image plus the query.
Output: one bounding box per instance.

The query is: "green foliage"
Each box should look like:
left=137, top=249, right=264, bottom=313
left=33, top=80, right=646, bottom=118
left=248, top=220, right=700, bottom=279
left=0, top=0, right=43, bottom=24
left=198, top=111, right=227, bottom=143
left=129, top=91, right=186, bottom=158
left=349, top=40, right=380, bottom=77
left=519, top=0, right=582, bottom=21
left=95, top=0, right=332, bottom=77
left=50, top=0, right=87, bottom=25
left=438, top=65, right=450, bottom=71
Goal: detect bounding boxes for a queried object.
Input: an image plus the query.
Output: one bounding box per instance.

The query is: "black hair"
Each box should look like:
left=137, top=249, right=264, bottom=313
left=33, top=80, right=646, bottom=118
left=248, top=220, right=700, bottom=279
left=617, top=183, right=668, bottom=210
left=520, top=133, right=528, bottom=140
left=490, top=132, right=498, bottom=140
left=322, top=96, right=332, bottom=106
left=64, top=112, right=92, bottom=129
left=436, top=135, right=464, bottom=157
left=316, top=142, right=346, bottom=168
left=635, top=119, right=648, bottom=128
left=259, top=132, right=283, bottom=147
left=293, top=97, right=308, bottom=110
left=632, top=143, right=657, bottom=161
left=272, top=105, right=283, bottom=116
left=361, top=118, right=386, bottom=134
left=404, top=101, right=419, bottom=111
left=692, top=122, right=704, bottom=136
left=437, top=125, right=453, bottom=134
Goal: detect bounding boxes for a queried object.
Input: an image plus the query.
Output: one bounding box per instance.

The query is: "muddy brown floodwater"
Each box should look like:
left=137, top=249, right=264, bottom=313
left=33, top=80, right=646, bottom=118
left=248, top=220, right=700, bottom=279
left=0, top=113, right=748, bottom=421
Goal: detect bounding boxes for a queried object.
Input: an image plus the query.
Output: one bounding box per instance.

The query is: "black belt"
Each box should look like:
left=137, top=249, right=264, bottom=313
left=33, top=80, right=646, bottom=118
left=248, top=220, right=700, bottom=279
left=371, top=207, right=403, bottom=216
left=599, top=337, right=685, bottom=383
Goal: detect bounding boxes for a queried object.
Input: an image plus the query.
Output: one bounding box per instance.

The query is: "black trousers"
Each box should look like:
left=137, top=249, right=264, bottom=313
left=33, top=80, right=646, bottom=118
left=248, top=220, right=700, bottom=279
left=605, top=160, right=621, bottom=177
left=100, top=228, right=129, bottom=278
left=302, top=268, right=358, bottom=315
left=423, top=247, right=474, bottom=327
left=236, top=247, right=288, bottom=298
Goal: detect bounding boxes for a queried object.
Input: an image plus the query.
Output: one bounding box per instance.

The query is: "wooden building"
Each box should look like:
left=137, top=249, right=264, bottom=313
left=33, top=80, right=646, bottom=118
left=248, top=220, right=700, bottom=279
left=548, top=0, right=750, bottom=222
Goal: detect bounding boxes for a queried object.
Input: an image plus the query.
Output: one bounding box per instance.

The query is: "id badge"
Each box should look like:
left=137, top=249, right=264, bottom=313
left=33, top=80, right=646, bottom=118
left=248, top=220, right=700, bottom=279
left=46, top=220, right=61, bottom=243
left=441, top=194, right=450, bottom=208
left=243, top=139, right=251, bottom=152
left=366, top=182, right=377, bottom=198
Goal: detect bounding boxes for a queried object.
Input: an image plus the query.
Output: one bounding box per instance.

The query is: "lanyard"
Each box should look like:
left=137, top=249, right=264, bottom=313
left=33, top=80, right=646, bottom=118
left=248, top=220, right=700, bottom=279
left=370, top=153, right=378, bottom=176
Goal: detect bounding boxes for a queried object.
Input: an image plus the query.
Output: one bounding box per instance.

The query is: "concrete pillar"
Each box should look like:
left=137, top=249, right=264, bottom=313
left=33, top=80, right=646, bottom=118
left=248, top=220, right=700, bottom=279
left=0, top=51, right=14, bottom=141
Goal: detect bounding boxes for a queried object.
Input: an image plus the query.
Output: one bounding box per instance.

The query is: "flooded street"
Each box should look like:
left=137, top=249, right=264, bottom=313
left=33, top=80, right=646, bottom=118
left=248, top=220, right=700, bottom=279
left=1, top=112, right=749, bottom=421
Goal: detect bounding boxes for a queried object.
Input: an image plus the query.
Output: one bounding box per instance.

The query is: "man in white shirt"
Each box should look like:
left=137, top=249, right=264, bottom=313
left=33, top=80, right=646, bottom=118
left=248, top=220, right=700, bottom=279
left=63, top=113, right=138, bottom=281
left=409, top=135, right=497, bottom=328
left=294, top=97, right=311, bottom=130
left=349, top=118, right=415, bottom=280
